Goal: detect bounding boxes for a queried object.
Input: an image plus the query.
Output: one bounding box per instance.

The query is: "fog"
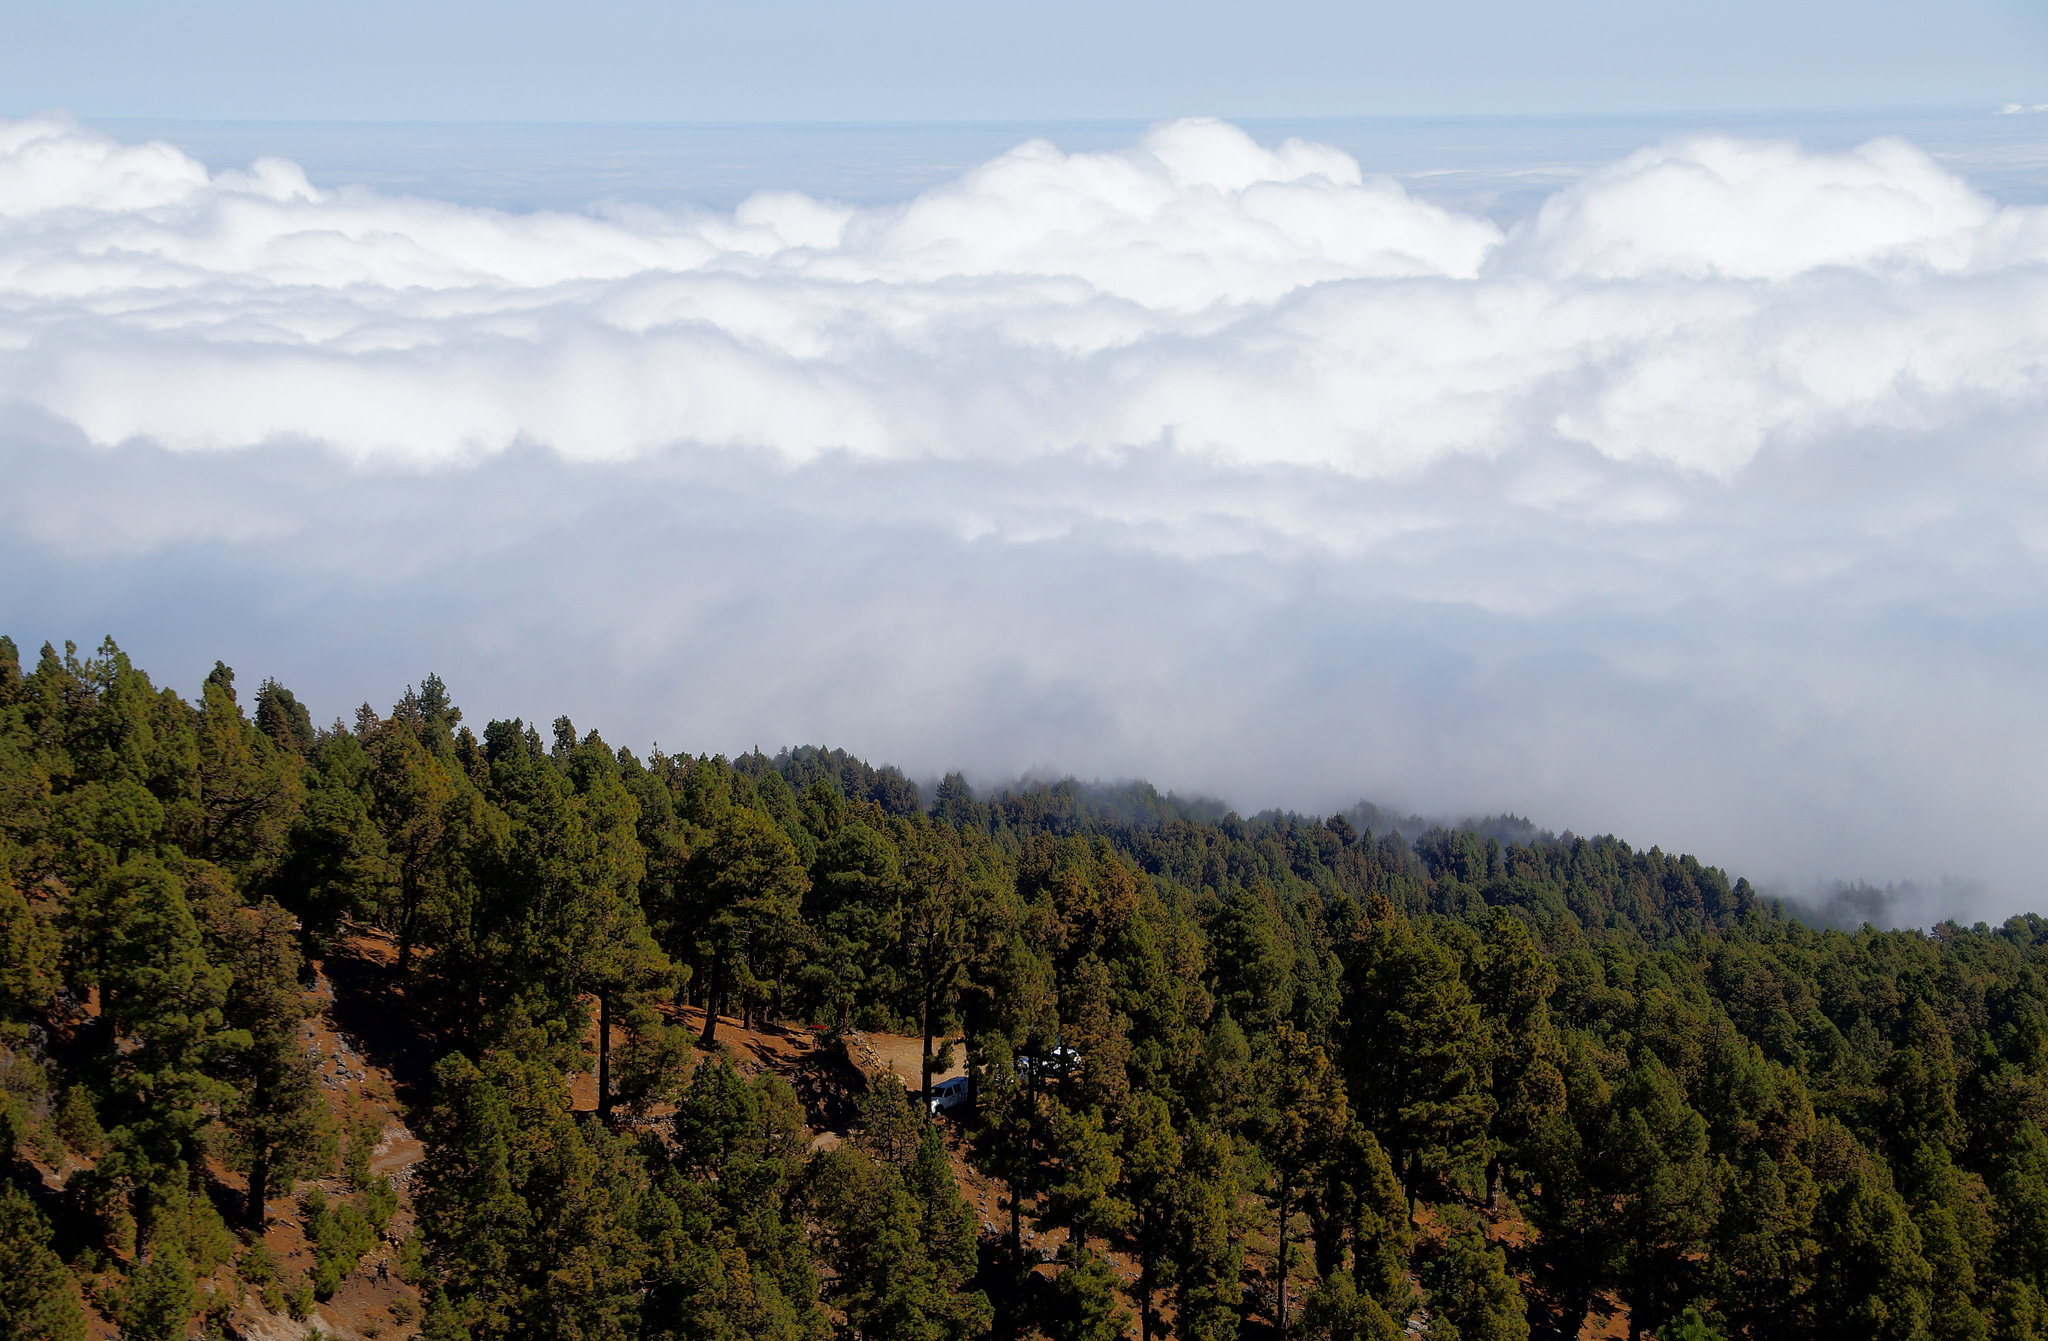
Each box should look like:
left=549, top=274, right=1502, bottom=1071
left=4, top=113, right=2046, bottom=921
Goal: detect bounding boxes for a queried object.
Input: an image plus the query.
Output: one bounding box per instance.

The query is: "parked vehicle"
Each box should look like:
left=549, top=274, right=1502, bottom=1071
left=927, top=1076, right=971, bottom=1114
left=1017, top=1045, right=1078, bottom=1080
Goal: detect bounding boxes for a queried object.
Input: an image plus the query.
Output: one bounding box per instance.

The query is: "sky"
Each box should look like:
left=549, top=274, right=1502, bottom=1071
left=4, top=6, right=2048, bottom=922
left=3, top=1, right=2046, bottom=122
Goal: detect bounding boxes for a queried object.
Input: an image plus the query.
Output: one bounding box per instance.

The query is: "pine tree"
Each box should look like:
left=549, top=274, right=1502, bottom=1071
left=1421, top=1214, right=1529, bottom=1341
left=1208, top=883, right=1296, bottom=1033
left=192, top=662, right=300, bottom=874
left=1298, top=1271, right=1401, bottom=1341
left=853, top=1072, right=926, bottom=1172
left=1997, top=1122, right=2048, bottom=1305
left=86, top=855, right=232, bottom=1240
left=1607, top=1057, right=1714, bottom=1341
left=1036, top=1101, right=1130, bottom=1256
left=1337, top=1125, right=1416, bottom=1319
left=0, top=875, right=57, bottom=1037
left=118, top=1237, right=196, bottom=1341
left=683, top=804, right=809, bottom=1046
left=1471, top=908, right=1563, bottom=1204
left=1519, top=1036, right=1623, bottom=1338
left=1044, top=1247, right=1132, bottom=1341
left=899, top=825, right=985, bottom=1104
left=0, top=1188, right=85, bottom=1341
left=1709, top=1150, right=1819, bottom=1339
left=808, top=1141, right=989, bottom=1341
left=366, top=712, right=461, bottom=975
left=1174, top=1121, right=1248, bottom=1341
left=214, top=897, right=321, bottom=1228
left=971, top=1035, right=1040, bottom=1266
left=1810, top=1161, right=1935, bottom=1341
left=1117, top=1091, right=1184, bottom=1341
left=1252, top=1023, right=1349, bottom=1337
left=1342, top=913, right=1493, bottom=1209
left=268, top=728, right=394, bottom=947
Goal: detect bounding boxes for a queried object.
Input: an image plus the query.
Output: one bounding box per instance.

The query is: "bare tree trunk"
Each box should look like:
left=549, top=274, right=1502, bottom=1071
left=597, top=992, right=613, bottom=1120
left=921, top=991, right=935, bottom=1104
left=1140, top=1242, right=1155, bottom=1341
left=699, top=965, right=720, bottom=1048
left=247, top=1140, right=271, bottom=1231
left=1277, top=1172, right=1290, bottom=1340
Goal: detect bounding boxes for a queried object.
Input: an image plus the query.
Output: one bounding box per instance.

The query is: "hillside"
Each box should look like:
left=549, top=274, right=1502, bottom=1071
left=5, top=635, right=2048, bottom=1341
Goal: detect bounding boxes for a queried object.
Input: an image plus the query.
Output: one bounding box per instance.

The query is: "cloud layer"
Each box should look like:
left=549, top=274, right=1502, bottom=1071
left=4, top=113, right=2047, bottom=917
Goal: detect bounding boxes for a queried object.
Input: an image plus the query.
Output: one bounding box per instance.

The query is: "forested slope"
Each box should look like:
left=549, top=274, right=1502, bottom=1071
left=3, top=636, right=2046, bottom=1341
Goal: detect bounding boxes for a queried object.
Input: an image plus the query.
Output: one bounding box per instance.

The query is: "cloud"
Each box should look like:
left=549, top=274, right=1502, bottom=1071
left=4, top=112, right=2048, bottom=920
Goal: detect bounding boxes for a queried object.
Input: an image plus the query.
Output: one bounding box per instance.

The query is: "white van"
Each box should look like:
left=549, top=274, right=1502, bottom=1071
left=927, top=1076, right=970, bottom=1114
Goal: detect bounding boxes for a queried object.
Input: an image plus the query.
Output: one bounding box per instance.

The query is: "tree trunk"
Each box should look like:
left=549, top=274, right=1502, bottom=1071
left=699, top=965, right=720, bottom=1048
left=1140, top=1241, right=1155, bottom=1341
left=921, top=992, right=935, bottom=1105
left=1277, top=1170, right=1290, bottom=1340
left=247, top=1140, right=271, bottom=1231
left=597, top=991, right=613, bottom=1120
left=396, top=875, right=417, bottom=975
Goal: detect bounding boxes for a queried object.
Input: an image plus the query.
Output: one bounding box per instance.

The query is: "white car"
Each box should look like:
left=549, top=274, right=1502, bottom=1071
left=927, top=1076, right=970, bottom=1114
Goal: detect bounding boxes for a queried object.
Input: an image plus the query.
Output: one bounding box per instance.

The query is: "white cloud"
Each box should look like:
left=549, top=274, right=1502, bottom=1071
left=5, top=112, right=2048, bottom=918
left=2, top=113, right=2045, bottom=484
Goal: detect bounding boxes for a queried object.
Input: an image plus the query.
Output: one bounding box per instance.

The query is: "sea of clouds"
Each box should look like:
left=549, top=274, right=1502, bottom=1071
left=4, top=112, right=2046, bottom=919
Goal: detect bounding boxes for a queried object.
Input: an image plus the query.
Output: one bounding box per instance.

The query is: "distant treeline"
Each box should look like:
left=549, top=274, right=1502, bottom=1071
left=4, top=635, right=2048, bottom=1341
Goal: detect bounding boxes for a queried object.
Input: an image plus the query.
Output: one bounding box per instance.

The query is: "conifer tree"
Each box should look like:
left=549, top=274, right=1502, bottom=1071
left=1810, top=1160, right=1935, bottom=1341
left=972, top=1035, right=1040, bottom=1265
left=808, top=1140, right=990, bottom=1341
left=1999, top=1122, right=2048, bottom=1310
left=1174, top=1121, right=1249, bottom=1341
left=269, top=727, right=393, bottom=947
left=683, top=804, right=809, bottom=1046
left=87, top=855, right=232, bottom=1240
left=1036, top=1101, right=1130, bottom=1255
left=1298, top=1270, right=1401, bottom=1341
left=192, top=662, right=299, bottom=874
left=0, top=1189, right=85, bottom=1341
left=1471, top=908, right=1563, bottom=1204
left=1117, top=1091, right=1184, bottom=1341
left=1608, top=1057, right=1713, bottom=1341
left=1253, top=1024, right=1348, bottom=1337
left=117, top=1238, right=195, bottom=1341
left=1709, top=1149, right=1820, bottom=1339
left=367, top=712, right=460, bottom=975
left=1342, top=913, right=1492, bottom=1208
left=1421, top=1214, right=1529, bottom=1341
left=899, top=824, right=985, bottom=1103
left=1334, top=1125, right=1416, bottom=1319
left=1044, top=1247, right=1131, bottom=1341
left=214, top=897, right=321, bottom=1228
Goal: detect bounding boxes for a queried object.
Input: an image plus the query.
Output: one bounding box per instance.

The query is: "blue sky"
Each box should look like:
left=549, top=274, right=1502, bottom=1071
left=5, top=0, right=2046, bottom=122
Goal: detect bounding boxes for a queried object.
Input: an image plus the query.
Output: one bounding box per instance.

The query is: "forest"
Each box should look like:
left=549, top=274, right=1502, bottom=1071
left=3, top=635, right=2048, bottom=1341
